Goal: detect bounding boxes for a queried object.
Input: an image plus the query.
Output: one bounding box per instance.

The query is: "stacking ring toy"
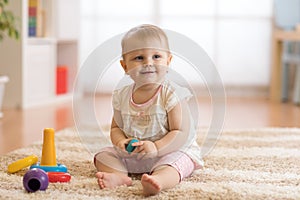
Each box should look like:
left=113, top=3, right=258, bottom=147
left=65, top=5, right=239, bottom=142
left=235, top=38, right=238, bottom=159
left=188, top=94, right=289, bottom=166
left=7, top=155, right=38, bottom=173
left=126, top=139, right=139, bottom=153
left=47, top=172, right=71, bottom=183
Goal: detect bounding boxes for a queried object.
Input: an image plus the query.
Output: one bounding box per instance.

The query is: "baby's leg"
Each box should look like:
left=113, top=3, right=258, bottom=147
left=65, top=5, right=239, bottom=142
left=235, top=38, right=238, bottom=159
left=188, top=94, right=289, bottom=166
left=94, top=151, right=132, bottom=189
left=141, top=152, right=195, bottom=196
left=141, top=165, right=180, bottom=196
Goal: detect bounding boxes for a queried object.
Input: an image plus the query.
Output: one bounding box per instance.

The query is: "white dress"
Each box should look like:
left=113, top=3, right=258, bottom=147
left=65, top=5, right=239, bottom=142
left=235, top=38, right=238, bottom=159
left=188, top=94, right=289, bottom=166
left=112, top=80, right=204, bottom=168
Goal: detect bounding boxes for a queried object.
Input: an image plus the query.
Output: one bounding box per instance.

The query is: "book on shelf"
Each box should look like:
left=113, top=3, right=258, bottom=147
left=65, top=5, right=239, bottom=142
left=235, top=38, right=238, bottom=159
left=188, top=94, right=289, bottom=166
left=28, top=0, right=45, bottom=37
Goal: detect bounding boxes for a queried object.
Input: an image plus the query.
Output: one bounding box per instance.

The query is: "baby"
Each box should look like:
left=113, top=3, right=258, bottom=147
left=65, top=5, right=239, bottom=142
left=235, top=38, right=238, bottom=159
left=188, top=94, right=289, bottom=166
left=94, top=24, right=203, bottom=196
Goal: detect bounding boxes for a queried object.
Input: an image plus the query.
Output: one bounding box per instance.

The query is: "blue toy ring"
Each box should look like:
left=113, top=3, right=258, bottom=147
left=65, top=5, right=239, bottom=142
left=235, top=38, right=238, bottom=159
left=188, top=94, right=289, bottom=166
left=30, top=163, right=68, bottom=172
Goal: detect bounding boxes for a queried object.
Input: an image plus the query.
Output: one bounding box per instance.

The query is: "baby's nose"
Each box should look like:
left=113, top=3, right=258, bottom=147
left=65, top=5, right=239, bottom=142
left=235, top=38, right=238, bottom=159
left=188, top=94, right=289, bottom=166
left=143, top=58, right=153, bottom=67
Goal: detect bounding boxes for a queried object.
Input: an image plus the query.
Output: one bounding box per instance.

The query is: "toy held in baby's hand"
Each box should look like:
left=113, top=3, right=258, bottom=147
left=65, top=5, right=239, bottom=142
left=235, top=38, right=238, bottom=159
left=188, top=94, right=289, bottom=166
left=126, top=139, right=139, bottom=153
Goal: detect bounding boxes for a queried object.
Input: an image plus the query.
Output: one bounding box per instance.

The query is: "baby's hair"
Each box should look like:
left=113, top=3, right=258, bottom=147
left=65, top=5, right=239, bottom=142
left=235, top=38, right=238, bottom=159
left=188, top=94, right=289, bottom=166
left=121, top=24, right=170, bottom=56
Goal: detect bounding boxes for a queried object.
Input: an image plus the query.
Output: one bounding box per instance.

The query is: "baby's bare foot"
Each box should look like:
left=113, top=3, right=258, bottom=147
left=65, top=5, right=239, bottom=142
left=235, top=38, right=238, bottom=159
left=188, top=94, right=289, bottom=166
left=141, top=174, right=161, bottom=196
left=95, top=172, right=132, bottom=189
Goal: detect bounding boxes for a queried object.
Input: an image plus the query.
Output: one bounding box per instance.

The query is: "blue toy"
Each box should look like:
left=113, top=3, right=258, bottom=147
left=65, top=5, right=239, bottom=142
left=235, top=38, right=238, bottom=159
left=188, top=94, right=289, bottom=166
left=126, top=139, right=139, bottom=153
left=30, top=163, right=67, bottom=172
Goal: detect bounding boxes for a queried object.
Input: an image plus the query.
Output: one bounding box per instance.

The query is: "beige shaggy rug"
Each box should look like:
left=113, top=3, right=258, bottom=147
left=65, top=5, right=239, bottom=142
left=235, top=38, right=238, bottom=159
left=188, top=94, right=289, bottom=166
left=0, top=127, right=300, bottom=199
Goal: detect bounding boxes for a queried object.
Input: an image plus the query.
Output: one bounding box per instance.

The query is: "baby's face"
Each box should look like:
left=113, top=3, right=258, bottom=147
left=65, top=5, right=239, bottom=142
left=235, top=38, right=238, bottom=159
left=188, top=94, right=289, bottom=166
left=121, top=48, right=172, bottom=86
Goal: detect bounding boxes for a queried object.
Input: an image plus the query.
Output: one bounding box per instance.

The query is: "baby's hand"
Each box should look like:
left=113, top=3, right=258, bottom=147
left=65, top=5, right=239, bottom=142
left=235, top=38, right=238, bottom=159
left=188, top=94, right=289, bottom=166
left=116, top=138, right=132, bottom=152
left=132, top=140, right=158, bottom=160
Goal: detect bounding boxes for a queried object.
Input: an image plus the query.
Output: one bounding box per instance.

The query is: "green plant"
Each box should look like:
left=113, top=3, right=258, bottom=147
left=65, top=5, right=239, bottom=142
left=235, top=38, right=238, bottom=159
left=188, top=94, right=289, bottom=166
left=0, top=0, right=19, bottom=42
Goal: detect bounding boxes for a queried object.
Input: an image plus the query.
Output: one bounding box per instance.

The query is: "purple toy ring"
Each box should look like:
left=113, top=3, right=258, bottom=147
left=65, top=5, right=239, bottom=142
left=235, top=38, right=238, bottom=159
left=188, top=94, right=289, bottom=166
left=23, top=168, right=49, bottom=192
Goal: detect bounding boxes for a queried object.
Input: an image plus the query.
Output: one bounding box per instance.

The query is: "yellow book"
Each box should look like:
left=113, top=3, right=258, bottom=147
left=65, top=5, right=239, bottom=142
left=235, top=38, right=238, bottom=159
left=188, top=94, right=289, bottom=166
left=29, top=0, right=38, bottom=7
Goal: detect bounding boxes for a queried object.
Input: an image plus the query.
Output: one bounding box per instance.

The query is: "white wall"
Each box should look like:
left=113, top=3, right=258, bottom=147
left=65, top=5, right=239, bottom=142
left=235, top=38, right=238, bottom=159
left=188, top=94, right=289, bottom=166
left=79, top=0, right=274, bottom=93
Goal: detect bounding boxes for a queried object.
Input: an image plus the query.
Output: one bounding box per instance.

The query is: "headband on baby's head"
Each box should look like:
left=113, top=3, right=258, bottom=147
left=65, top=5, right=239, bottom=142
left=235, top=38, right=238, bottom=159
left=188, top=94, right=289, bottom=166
left=121, top=24, right=170, bottom=56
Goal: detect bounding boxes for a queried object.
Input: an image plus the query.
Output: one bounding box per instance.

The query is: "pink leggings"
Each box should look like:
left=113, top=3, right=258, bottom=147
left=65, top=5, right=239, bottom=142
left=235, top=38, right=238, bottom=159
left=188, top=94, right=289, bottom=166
left=94, top=147, right=195, bottom=181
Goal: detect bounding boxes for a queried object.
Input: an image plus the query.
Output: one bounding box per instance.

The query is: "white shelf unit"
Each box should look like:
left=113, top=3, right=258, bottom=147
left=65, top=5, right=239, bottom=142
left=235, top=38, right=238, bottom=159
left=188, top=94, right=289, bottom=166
left=0, top=0, right=79, bottom=109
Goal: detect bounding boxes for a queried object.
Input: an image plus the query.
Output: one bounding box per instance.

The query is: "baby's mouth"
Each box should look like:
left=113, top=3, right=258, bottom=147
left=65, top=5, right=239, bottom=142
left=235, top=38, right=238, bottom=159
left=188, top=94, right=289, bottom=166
left=140, top=71, right=155, bottom=74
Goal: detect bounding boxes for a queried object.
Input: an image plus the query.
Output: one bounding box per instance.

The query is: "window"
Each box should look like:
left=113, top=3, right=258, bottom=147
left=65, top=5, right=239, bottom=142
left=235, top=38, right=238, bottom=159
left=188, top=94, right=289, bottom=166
left=80, top=0, right=273, bottom=92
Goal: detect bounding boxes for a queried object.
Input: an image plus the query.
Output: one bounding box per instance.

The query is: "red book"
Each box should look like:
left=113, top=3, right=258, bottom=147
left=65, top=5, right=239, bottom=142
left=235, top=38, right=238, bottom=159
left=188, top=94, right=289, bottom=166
left=56, top=66, right=68, bottom=95
left=28, top=7, right=37, bottom=16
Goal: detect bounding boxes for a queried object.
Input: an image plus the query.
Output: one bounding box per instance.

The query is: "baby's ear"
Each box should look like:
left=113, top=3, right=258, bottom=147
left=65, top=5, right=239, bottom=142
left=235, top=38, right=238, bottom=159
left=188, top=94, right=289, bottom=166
left=120, top=60, right=127, bottom=72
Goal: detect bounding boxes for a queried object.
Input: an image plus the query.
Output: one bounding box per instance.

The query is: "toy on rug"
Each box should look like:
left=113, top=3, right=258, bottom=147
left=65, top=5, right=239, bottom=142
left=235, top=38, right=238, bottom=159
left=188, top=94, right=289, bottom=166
left=30, top=128, right=68, bottom=173
left=23, top=168, right=49, bottom=192
left=30, top=128, right=71, bottom=183
left=7, top=128, right=71, bottom=190
left=7, top=155, right=38, bottom=173
left=47, top=172, right=71, bottom=183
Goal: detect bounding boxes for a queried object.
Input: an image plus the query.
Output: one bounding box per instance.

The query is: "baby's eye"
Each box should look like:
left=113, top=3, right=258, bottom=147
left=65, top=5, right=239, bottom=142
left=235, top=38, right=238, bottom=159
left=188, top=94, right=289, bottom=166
left=153, top=54, right=161, bottom=59
left=134, top=56, right=143, bottom=61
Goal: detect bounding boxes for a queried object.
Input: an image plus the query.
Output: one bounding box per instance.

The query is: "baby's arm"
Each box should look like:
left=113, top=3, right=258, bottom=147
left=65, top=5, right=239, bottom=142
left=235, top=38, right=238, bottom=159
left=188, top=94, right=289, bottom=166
left=154, top=100, right=191, bottom=156
left=110, top=110, right=132, bottom=151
